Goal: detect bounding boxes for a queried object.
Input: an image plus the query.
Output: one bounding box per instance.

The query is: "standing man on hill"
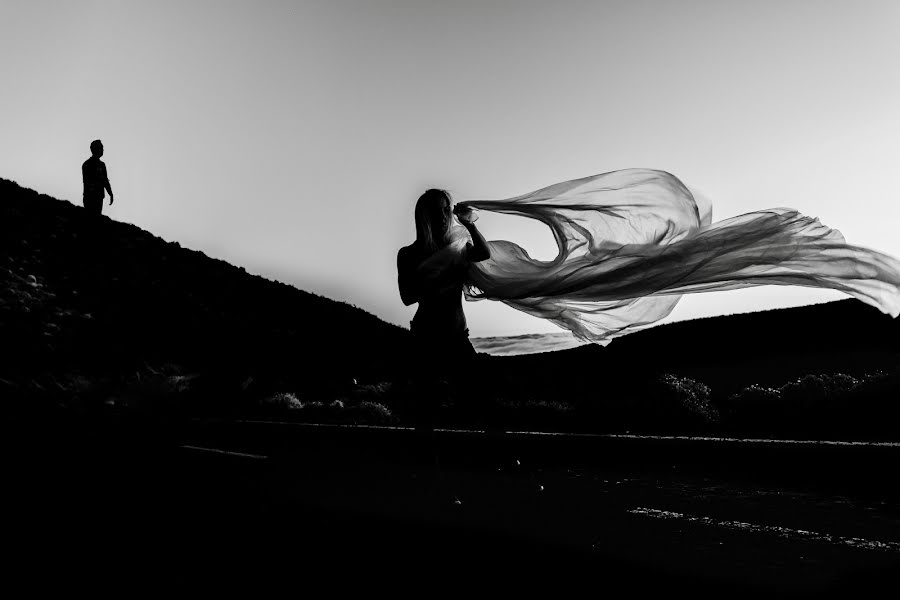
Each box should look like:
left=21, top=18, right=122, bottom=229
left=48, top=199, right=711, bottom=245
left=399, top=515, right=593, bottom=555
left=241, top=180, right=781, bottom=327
left=82, top=139, right=114, bottom=216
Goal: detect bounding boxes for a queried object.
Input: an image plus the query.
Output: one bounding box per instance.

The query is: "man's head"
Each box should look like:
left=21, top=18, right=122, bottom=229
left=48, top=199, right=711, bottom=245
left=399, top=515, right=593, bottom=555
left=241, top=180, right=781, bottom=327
left=90, top=140, right=104, bottom=158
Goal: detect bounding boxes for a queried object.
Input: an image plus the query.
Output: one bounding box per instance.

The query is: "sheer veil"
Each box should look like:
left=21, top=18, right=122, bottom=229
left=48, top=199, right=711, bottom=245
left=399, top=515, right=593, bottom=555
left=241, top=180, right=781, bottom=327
left=453, top=169, right=900, bottom=343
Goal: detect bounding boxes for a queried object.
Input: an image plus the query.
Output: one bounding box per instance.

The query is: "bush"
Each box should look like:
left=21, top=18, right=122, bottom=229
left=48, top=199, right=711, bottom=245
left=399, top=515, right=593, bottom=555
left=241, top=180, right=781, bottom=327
left=634, top=374, right=719, bottom=433
left=820, top=371, right=900, bottom=439
left=260, top=392, right=304, bottom=410
left=723, top=384, right=783, bottom=436
left=724, top=372, right=897, bottom=438
left=354, top=400, right=395, bottom=425
left=660, top=374, right=718, bottom=423
left=780, top=373, right=859, bottom=410
left=349, top=381, right=392, bottom=400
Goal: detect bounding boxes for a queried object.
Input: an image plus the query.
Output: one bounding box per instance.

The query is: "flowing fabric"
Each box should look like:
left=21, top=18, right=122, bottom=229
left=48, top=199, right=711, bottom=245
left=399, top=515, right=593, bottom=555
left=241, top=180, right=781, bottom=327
left=451, top=169, right=900, bottom=343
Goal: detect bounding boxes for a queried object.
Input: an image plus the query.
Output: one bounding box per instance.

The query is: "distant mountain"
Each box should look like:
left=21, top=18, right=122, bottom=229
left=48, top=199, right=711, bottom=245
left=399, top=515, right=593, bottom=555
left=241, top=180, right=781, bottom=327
left=0, top=178, right=410, bottom=405
left=472, top=332, right=588, bottom=356
left=478, top=297, right=899, bottom=370
left=482, top=296, right=900, bottom=406
left=605, top=298, right=900, bottom=388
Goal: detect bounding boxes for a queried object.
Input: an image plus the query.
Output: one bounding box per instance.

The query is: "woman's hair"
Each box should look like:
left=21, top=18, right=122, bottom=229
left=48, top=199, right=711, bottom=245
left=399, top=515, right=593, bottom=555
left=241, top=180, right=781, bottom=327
left=414, top=188, right=451, bottom=252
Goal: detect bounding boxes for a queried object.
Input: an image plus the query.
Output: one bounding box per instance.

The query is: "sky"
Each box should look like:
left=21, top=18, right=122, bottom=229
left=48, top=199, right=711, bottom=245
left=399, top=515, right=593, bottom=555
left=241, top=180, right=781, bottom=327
left=2, top=0, right=899, bottom=338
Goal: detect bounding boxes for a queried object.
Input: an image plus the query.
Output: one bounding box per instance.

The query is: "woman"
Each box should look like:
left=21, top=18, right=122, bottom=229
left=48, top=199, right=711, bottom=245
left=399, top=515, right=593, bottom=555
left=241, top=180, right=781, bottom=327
left=397, top=188, right=491, bottom=428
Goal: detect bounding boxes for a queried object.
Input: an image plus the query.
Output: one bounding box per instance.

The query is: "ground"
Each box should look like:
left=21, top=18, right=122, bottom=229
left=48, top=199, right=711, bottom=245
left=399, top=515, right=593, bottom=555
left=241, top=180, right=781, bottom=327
left=9, top=414, right=899, bottom=596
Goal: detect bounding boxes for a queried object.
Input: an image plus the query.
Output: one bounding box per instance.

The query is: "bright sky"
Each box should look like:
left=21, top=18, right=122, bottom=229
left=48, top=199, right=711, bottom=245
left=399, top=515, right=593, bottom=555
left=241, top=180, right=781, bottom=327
left=2, top=0, right=899, bottom=337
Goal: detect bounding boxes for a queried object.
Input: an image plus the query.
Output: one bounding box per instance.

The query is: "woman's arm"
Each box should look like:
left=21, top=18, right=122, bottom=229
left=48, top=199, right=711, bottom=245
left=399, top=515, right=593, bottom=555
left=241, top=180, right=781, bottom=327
left=397, top=247, right=421, bottom=306
left=455, top=206, right=491, bottom=262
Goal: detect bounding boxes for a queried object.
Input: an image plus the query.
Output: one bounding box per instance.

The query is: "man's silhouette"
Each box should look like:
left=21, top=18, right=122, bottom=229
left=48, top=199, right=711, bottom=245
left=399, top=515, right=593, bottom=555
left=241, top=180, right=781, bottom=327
left=82, top=140, right=114, bottom=216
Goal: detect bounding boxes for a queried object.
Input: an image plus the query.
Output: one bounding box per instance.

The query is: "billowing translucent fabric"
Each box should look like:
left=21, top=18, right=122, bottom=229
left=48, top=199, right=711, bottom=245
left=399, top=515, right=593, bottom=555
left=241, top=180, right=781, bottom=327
left=453, top=168, right=900, bottom=343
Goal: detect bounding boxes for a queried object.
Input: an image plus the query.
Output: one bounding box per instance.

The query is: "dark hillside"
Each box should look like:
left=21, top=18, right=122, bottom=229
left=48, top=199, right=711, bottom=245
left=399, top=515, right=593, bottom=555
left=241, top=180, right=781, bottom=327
left=483, top=275, right=900, bottom=438
left=490, top=298, right=899, bottom=395
left=606, top=298, right=900, bottom=392
left=1, top=178, right=410, bottom=410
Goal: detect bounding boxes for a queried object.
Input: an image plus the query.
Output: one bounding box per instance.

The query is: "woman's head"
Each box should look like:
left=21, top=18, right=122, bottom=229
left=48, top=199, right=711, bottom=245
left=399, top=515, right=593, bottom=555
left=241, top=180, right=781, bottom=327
left=414, top=188, right=452, bottom=251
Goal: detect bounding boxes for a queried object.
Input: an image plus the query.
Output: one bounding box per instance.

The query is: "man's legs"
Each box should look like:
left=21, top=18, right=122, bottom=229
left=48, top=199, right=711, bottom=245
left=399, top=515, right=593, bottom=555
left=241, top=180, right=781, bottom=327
left=82, top=195, right=103, bottom=216
left=79, top=195, right=105, bottom=273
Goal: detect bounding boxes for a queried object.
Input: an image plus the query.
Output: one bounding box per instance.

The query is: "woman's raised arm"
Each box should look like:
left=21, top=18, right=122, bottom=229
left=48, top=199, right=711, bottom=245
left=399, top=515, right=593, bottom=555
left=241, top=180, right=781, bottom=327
left=455, top=206, right=491, bottom=262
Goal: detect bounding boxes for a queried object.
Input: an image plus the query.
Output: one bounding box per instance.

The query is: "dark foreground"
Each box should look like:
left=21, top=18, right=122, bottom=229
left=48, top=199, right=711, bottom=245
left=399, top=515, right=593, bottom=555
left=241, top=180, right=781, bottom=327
left=8, top=414, right=900, bottom=596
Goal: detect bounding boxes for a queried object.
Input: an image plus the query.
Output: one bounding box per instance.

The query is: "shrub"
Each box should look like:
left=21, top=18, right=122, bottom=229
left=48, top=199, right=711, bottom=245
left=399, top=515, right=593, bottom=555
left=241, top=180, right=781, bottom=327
left=350, top=381, right=392, bottom=400
left=724, top=384, right=783, bottom=435
left=724, top=372, right=897, bottom=438
left=775, top=373, right=860, bottom=435
left=780, top=373, right=859, bottom=410
left=260, top=392, right=303, bottom=410
left=817, top=371, right=900, bottom=439
left=656, top=374, right=718, bottom=425
left=633, top=374, right=719, bottom=433
left=105, top=366, right=195, bottom=412
left=355, top=400, right=395, bottom=425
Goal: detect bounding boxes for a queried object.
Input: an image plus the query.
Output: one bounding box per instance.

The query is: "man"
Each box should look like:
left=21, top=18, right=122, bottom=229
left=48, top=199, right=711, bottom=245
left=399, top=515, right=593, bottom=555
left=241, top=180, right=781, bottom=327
left=82, top=139, right=114, bottom=215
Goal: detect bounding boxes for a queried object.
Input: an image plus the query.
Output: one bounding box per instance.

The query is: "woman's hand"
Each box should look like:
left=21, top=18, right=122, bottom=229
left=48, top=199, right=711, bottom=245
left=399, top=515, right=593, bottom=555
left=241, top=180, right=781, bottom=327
left=453, top=204, right=478, bottom=225
left=454, top=205, right=490, bottom=262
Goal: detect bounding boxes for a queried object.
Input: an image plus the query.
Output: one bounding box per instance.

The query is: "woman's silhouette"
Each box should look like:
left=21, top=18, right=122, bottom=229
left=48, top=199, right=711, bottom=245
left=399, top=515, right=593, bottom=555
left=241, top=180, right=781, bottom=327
left=397, top=189, right=491, bottom=430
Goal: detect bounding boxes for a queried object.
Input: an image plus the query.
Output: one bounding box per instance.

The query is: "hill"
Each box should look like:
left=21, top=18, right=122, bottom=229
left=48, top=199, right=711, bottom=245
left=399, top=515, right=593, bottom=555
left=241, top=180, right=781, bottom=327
left=472, top=271, right=900, bottom=438
left=4, top=177, right=899, bottom=437
left=1, top=178, right=410, bottom=411
left=605, top=298, right=900, bottom=391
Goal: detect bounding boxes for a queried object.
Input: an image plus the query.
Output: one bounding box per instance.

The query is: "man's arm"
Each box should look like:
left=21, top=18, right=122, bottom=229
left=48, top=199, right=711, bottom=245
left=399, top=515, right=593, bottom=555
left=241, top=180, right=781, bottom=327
left=103, top=164, right=114, bottom=205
